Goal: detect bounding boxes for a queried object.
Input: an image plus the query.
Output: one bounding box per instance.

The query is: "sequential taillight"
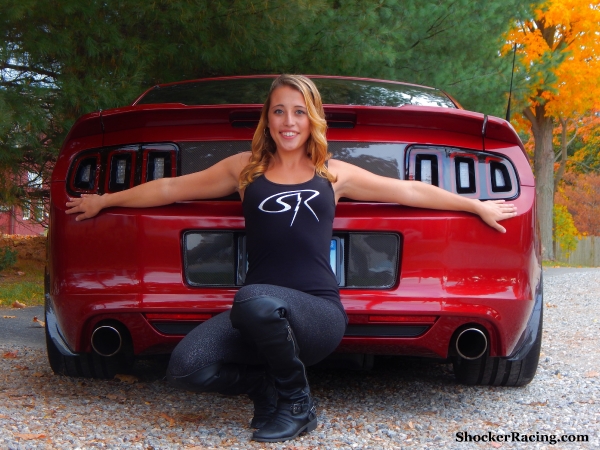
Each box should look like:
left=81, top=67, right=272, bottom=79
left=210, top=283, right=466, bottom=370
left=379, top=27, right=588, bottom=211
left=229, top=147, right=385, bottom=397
left=142, top=144, right=177, bottom=182
left=415, top=154, right=439, bottom=186
left=107, top=151, right=135, bottom=192
left=454, top=157, right=476, bottom=194
left=71, top=155, right=99, bottom=192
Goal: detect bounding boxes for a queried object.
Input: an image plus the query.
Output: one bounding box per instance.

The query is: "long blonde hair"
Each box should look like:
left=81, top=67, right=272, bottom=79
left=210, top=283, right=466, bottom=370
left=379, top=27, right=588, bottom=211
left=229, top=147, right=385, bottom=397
left=239, top=75, right=335, bottom=189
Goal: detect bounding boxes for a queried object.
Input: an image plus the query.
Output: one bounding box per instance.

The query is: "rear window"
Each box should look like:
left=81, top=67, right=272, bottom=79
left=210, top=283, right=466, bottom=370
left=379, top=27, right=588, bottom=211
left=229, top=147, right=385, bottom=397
left=179, top=141, right=406, bottom=179
left=136, top=78, right=457, bottom=108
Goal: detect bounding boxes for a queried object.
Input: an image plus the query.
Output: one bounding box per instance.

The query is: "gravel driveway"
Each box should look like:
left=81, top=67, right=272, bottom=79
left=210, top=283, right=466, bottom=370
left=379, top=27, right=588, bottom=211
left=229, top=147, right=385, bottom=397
left=1, top=268, right=599, bottom=449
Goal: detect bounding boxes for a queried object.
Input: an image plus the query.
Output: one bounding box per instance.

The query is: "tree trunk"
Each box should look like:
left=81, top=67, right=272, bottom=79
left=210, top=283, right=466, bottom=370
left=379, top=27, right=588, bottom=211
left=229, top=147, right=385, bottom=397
left=524, top=105, right=555, bottom=260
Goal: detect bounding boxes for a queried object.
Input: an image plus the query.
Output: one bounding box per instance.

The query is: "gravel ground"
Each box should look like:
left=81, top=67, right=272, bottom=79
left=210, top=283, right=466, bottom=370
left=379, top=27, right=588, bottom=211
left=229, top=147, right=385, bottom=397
left=1, top=269, right=599, bottom=449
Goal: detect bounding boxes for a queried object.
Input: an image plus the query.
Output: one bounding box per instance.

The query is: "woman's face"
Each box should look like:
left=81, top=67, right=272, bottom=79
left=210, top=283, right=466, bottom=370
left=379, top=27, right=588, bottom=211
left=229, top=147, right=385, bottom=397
left=267, top=85, right=311, bottom=155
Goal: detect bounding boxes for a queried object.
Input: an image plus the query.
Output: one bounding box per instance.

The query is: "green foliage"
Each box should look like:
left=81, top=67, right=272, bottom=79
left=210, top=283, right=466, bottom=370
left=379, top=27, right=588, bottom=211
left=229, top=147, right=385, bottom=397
left=1, top=0, right=540, bottom=208
left=553, top=204, right=579, bottom=256
left=0, top=246, right=17, bottom=272
left=0, top=280, right=44, bottom=306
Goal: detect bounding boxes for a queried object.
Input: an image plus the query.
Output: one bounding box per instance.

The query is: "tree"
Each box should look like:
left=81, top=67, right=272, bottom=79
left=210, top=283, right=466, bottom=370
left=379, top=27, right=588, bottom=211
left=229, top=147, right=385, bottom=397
left=505, top=0, right=600, bottom=259
left=568, top=113, right=600, bottom=174
left=1, top=0, right=536, bottom=213
left=556, top=172, right=600, bottom=236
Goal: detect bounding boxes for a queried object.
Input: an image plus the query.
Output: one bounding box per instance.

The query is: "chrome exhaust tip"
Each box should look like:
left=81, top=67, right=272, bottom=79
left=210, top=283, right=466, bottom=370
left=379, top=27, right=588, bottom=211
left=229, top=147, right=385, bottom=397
left=455, top=328, right=488, bottom=360
left=91, top=325, right=122, bottom=357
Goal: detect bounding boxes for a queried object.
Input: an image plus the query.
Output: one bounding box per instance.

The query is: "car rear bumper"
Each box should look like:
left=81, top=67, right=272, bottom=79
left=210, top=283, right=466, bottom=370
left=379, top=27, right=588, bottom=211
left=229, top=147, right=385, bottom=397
left=47, top=285, right=540, bottom=361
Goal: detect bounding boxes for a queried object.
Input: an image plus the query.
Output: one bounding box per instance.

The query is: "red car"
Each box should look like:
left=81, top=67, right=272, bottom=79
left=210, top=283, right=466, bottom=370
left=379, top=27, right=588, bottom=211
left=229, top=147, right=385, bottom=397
left=45, top=75, right=542, bottom=386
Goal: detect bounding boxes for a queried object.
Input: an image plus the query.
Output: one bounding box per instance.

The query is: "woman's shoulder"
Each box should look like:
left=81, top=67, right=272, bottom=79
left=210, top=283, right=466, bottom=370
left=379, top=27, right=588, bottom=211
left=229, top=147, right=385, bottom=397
left=226, top=151, right=253, bottom=176
left=327, top=158, right=355, bottom=178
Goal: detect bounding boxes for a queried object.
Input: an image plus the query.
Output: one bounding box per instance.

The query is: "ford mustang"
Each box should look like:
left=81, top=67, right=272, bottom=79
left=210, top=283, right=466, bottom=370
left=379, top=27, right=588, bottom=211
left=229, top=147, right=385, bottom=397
left=45, top=75, right=542, bottom=386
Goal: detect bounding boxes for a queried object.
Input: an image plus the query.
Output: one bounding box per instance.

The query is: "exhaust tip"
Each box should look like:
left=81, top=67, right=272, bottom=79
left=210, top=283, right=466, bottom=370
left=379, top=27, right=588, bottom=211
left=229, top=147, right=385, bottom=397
left=455, top=328, right=488, bottom=360
left=91, top=325, right=122, bottom=357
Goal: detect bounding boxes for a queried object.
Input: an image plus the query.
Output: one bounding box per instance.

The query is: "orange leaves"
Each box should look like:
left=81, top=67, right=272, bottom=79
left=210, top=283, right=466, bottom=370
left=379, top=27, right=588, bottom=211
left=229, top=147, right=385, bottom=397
left=2, top=350, right=19, bottom=359
left=507, top=0, right=600, bottom=119
left=14, top=433, right=46, bottom=440
left=556, top=172, right=600, bottom=235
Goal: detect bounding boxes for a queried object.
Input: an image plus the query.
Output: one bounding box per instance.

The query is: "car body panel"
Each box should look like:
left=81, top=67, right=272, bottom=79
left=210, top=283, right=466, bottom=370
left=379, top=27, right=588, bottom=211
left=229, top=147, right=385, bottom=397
left=48, top=75, right=541, bottom=369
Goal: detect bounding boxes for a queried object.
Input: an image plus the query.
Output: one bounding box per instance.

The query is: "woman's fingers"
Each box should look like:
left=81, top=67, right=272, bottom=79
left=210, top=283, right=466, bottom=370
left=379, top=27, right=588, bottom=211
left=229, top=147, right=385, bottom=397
left=479, top=200, right=517, bottom=232
left=65, top=194, right=101, bottom=221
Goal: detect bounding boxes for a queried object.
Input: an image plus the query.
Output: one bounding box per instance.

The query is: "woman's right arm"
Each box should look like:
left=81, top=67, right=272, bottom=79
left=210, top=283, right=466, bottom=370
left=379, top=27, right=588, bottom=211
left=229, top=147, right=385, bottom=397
left=66, top=151, right=250, bottom=221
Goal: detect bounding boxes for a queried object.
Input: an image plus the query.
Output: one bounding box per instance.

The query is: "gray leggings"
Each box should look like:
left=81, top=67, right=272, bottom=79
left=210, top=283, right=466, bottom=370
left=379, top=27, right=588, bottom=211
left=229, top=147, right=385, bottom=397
left=167, top=284, right=347, bottom=383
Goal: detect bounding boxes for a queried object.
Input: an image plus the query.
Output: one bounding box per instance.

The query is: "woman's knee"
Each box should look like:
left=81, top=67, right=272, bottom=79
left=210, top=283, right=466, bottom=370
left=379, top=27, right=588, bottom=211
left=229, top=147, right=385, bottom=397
left=230, top=291, right=289, bottom=332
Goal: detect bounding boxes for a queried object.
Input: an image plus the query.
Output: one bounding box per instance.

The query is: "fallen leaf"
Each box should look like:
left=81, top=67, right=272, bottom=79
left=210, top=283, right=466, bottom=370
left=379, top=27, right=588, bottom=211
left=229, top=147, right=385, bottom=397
left=32, top=316, right=45, bottom=327
left=584, top=371, right=599, bottom=378
left=114, top=373, right=139, bottom=384
left=491, top=442, right=502, bottom=448
left=11, top=301, right=26, bottom=309
left=15, top=365, right=29, bottom=370
left=545, top=303, right=557, bottom=308
left=15, top=433, right=46, bottom=440
left=32, top=372, right=45, bottom=378
left=2, top=350, right=18, bottom=359
left=159, top=413, right=175, bottom=427
left=16, top=271, right=25, bottom=276
left=2, top=315, right=16, bottom=319
left=408, top=421, right=414, bottom=429
left=526, top=401, right=547, bottom=407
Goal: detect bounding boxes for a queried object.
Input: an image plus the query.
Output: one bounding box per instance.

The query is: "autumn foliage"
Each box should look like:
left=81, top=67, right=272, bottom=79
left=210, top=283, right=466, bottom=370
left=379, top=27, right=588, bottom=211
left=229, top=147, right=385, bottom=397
left=506, top=0, right=600, bottom=118
left=556, top=172, right=600, bottom=236
left=506, top=0, right=600, bottom=251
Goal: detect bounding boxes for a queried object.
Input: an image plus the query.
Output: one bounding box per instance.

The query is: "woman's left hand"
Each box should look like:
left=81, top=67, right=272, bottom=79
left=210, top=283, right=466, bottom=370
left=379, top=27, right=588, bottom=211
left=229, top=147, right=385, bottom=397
left=476, top=200, right=517, bottom=233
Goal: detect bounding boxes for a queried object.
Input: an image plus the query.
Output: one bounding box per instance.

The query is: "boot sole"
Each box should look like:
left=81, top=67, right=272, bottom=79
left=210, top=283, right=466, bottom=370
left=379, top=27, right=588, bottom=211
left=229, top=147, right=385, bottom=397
left=252, top=418, right=317, bottom=443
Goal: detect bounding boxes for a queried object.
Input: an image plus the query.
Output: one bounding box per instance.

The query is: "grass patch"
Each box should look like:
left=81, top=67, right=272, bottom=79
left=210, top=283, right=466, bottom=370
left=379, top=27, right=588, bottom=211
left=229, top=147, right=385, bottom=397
left=0, top=280, right=44, bottom=307
left=0, top=240, right=45, bottom=307
left=542, top=260, right=586, bottom=268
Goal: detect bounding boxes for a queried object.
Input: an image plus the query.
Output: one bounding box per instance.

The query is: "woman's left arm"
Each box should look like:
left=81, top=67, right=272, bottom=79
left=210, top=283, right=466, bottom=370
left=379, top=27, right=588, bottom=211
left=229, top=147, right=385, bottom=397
left=329, top=159, right=517, bottom=233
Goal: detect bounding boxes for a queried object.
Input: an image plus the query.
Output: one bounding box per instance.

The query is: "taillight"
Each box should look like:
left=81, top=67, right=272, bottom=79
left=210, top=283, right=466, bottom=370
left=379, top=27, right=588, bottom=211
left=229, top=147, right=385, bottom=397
left=70, top=154, right=100, bottom=192
left=415, top=154, right=439, bottom=186
left=454, top=156, right=476, bottom=194
left=107, top=150, right=135, bottom=192
left=142, top=144, right=177, bottom=182
left=490, top=161, right=513, bottom=193
left=67, top=143, right=178, bottom=196
left=407, top=145, right=519, bottom=200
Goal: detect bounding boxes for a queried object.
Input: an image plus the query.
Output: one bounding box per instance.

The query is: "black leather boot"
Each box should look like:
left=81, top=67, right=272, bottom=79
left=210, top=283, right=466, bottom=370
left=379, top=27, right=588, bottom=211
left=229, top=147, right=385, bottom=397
left=247, top=373, right=277, bottom=429
left=252, top=397, right=317, bottom=442
left=230, top=296, right=318, bottom=442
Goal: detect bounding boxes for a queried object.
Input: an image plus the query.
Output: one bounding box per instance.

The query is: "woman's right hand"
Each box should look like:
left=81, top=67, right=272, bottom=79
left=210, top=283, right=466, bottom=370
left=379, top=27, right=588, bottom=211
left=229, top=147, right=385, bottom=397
left=65, top=194, right=106, bottom=221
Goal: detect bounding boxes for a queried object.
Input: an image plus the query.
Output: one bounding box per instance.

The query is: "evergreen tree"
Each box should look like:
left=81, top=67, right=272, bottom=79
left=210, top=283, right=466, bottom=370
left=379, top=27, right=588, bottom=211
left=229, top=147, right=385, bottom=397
left=1, top=0, right=537, bottom=209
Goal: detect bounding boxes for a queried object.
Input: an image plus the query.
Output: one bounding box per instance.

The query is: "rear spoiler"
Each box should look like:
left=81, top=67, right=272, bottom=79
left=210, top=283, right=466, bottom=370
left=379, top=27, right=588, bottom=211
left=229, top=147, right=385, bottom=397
left=66, top=103, right=524, bottom=152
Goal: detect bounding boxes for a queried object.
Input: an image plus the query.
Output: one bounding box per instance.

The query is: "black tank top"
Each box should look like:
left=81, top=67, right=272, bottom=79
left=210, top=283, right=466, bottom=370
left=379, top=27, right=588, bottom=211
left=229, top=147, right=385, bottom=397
left=243, top=173, right=342, bottom=307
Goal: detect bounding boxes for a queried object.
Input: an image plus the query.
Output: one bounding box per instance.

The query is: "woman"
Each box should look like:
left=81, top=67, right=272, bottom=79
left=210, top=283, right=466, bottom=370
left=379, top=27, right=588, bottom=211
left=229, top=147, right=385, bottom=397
left=66, top=75, right=517, bottom=443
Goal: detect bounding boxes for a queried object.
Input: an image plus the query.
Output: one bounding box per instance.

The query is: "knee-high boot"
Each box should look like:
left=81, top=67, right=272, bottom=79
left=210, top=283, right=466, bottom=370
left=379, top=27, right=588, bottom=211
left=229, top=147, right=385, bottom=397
left=230, top=296, right=317, bottom=442
left=166, top=362, right=277, bottom=429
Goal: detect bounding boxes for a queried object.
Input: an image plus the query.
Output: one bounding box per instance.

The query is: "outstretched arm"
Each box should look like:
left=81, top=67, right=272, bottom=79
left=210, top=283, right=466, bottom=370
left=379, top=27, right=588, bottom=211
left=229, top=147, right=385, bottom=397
left=329, top=159, right=517, bottom=233
left=66, top=152, right=250, bottom=221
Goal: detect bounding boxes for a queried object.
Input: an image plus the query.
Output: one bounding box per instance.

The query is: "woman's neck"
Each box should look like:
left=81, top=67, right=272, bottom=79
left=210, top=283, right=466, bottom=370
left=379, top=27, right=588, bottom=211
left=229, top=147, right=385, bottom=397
left=265, top=150, right=315, bottom=184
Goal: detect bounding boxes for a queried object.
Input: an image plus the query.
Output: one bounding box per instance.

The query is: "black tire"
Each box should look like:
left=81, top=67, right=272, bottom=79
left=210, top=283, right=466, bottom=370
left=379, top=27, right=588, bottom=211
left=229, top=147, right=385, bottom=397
left=45, top=305, right=134, bottom=379
left=452, top=308, right=542, bottom=387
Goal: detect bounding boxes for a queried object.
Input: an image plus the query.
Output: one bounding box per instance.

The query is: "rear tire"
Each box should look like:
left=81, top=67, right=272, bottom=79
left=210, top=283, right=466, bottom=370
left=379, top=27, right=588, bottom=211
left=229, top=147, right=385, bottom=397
left=453, top=308, right=542, bottom=387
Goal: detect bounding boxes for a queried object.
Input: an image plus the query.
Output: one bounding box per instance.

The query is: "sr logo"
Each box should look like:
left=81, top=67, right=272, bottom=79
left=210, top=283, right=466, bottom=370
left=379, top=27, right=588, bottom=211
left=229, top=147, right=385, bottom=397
left=258, top=190, right=320, bottom=226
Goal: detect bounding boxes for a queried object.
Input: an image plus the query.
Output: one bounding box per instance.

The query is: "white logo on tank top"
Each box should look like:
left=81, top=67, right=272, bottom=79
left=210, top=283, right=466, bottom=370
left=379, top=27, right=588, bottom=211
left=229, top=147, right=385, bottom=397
left=258, top=190, right=320, bottom=226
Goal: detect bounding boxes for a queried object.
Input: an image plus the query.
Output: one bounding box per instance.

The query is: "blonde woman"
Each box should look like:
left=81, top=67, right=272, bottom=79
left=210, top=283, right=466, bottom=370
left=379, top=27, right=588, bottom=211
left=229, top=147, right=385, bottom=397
left=67, top=75, right=516, bottom=442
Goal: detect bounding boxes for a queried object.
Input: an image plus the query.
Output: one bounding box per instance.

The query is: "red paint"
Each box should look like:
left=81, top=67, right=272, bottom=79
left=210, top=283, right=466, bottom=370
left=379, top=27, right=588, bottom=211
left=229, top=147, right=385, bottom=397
left=47, top=76, right=540, bottom=362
